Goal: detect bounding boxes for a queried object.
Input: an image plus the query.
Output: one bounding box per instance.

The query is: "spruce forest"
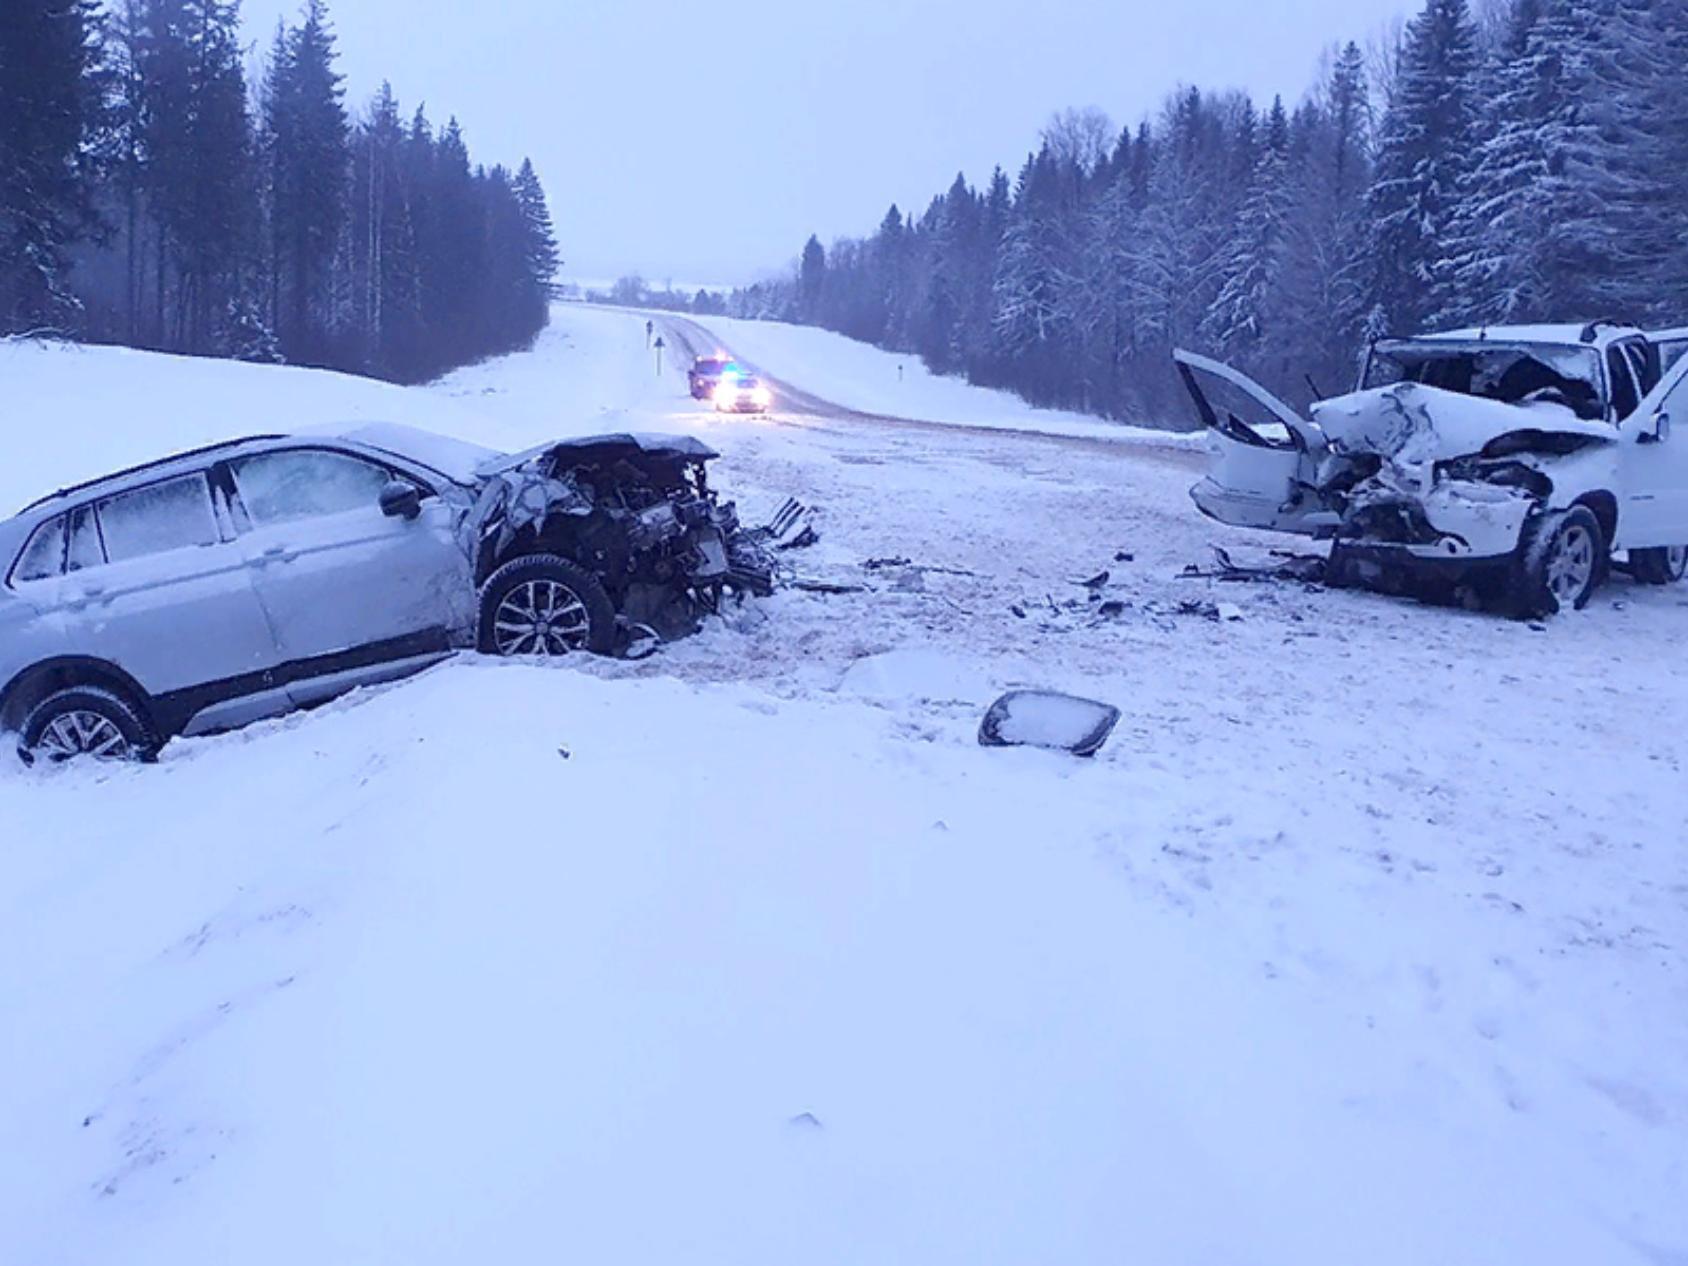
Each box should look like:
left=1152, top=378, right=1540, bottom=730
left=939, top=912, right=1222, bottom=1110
left=0, top=0, right=560, bottom=384
left=735, top=0, right=1688, bottom=423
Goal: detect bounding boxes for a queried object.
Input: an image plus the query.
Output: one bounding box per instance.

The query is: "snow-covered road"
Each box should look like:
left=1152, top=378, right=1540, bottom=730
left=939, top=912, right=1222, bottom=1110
left=3, top=309, right=1685, bottom=1264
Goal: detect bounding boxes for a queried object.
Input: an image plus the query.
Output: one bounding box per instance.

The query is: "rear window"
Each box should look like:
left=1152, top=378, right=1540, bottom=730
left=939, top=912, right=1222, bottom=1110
left=97, top=474, right=220, bottom=564
left=11, top=517, right=66, bottom=584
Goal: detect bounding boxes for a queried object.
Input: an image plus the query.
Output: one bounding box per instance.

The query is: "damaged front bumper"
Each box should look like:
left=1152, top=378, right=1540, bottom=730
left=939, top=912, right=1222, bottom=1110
left=1337, top=479, right=1535, bottom=563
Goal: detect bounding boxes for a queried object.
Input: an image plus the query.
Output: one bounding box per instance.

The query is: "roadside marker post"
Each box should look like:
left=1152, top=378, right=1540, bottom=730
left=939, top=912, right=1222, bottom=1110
left=654, top=335, right=665, bottom=376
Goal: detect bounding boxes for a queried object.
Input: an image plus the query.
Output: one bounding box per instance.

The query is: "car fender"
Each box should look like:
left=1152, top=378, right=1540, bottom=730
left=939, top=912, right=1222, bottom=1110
left=0, top=654, right=158, bottom=735
left=1528, top=443, right=1619, bottom=509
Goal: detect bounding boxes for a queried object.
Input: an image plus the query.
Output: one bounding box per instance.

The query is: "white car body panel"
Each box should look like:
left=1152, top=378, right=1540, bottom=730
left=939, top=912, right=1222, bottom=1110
left=1615, top=353, right=1688, bottom=548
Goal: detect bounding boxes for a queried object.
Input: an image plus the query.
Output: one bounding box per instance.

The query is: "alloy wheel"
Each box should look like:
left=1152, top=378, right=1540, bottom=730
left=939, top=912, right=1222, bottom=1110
left=33, top=710, right=132, bottom=762
left=1546, top=523, right=1596, bottom=603
left=491, top=579, right=592, bottom=656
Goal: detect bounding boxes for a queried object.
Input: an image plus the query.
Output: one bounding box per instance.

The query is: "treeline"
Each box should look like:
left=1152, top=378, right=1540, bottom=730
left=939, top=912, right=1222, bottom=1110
left=1, top=0, right=559, bottom=383
left=592, top=275, right=728, bottom=316
left=737, top=0, right=1688, bottom=424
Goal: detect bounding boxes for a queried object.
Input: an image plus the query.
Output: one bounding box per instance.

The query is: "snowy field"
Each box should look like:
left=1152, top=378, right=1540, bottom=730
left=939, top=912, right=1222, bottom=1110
left=2, top=310, right=1685, bottom=1265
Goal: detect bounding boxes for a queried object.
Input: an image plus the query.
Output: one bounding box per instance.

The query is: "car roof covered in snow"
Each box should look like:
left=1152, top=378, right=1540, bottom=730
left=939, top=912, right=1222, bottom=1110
left=1410, top=323, right=1643, bottom=350
left=322, top=422, right=506, bottom=485
left=12, top=435, right=291, bottom=520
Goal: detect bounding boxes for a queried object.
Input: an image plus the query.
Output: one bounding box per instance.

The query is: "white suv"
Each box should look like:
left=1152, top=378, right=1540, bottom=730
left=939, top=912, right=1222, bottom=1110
left=1177, top=322, right=1688, bottom=614
left=0, top=424, right=776, bottom=764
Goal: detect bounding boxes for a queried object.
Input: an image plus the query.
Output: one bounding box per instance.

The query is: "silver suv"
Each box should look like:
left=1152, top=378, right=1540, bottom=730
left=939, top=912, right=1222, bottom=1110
left=1, top=424, right=779, bottom=764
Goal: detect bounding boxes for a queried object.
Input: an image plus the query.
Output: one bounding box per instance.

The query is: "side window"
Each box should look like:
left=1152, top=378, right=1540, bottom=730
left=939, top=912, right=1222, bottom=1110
left=97, top=474, right=220, bottom=565
left=1624, top=341, right=1659, bottom=397
left=1607, top=348, right=1641, bottom=420
left=66, top=505, right=105, bottom=573
left=229, top=450, right=393, bottom=528
left=11, top=517, right=66, bottom=584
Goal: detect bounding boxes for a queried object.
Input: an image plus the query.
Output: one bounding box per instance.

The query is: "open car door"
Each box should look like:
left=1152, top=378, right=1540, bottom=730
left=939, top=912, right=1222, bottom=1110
left=1648, top=327, right=1688, bottom=376
left=1173, top=349, right=1337, bottom=536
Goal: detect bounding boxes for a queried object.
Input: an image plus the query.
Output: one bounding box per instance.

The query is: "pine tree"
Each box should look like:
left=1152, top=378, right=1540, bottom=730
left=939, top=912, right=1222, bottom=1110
left=1641, top=0, right=1688, bottom=319
left=1364, top=0, right=1482, bottom=333
left=513, top=157, right=559, bottom=292
left=798, top=234, right=826, bottom=320
left=1204, top=96, right=1293, bottom=357
left=104, top=0, right=150, bottom=342
left=1272, top=43, right=1372, bottom=398
left=263, top=0, right=348, bottom=363
left=0, top=0, right=106, bottom=332
left=137, top=0, right=252, bottom=351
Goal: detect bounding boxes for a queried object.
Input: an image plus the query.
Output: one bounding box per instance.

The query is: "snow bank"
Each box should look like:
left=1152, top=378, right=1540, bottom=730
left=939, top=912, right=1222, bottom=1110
left=0, top=339, right=523, bottom=514
left=7, top=662, right=1672, bottom=1266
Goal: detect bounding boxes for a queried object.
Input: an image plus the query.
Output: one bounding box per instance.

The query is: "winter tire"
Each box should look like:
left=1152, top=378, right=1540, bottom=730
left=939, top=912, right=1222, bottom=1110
left=1325, top=542, right=1359, bottom=589
left=1510, top=506, right=1605, bottom=618
left=1631, top=545, right=1688, bottom=586
left=479, top=553, right=616, bottom=657
left=19, top=685, right=156, bottom=767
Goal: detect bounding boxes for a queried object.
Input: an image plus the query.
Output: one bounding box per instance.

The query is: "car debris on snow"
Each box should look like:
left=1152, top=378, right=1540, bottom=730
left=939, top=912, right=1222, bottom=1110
left=1172, top=598, right=1247, bottom=623
left=1179, top=546, right=1328, bottom=586
left=978, top=690, right=1122, bottom=758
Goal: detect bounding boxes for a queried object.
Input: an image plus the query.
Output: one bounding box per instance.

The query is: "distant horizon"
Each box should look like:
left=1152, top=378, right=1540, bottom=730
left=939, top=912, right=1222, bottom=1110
left=234, top=0, right=1416, bottom=284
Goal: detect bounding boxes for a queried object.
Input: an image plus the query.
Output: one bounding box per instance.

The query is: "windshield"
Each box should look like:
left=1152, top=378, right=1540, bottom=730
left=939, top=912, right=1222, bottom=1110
left=1363, top=342, right=1607, bottom=422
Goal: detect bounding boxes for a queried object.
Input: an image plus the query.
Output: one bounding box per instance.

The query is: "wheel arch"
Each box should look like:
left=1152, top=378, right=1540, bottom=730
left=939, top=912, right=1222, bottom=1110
left=1570, top=490, right=1619, bottom=554
left=0, top=657, right=158, bottom=736
left=474, top=519, right=593, bottom=588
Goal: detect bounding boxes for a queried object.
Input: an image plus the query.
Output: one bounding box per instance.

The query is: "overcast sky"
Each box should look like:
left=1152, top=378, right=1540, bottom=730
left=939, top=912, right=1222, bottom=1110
left=239, top=0, right=1416, bottom=286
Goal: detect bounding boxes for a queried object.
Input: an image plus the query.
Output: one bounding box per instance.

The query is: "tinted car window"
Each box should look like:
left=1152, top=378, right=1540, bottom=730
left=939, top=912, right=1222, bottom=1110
left=230, top=450, right=392, bottom=527
left=97, top=474, right=220, bottom=564
left=1607, top=348, right=1640, bottom=419
left=12, top=517, right=66, bottom=583
left=1624, top=341, right=1658, bottom=396
left=66, top=505, right=104, bottom=573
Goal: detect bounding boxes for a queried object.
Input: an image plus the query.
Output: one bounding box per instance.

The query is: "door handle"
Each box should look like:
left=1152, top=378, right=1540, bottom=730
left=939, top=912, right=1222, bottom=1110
left=66, top=583, right=108, bottom=610
left=259, top=544, right=295, bottom=563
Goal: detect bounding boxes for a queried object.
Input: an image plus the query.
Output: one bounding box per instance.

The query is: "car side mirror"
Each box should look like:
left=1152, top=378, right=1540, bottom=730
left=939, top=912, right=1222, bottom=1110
left=379, top=479, right=423, bottom=520
left=1640, top=411, right=1671, bottom=445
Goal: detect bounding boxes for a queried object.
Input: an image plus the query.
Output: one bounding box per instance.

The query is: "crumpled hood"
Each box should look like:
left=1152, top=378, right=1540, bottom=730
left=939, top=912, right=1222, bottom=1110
left=1310, top=382, right=1614, bottom=466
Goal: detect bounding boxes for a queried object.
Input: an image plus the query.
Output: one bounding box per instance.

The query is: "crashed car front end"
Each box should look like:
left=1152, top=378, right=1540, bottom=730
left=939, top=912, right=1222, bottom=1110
left=465, top=433, right=794, bottom=648
left=1174, top=349, right=1618, bottom=583
left=1308, top=384, right=1615, bottom=569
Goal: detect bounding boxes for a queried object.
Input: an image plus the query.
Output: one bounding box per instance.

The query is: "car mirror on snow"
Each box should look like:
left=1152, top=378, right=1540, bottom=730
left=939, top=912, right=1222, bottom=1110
left=379, top=479, right=423, bottom=520
left=978, top=690, right=1122, bottom=759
